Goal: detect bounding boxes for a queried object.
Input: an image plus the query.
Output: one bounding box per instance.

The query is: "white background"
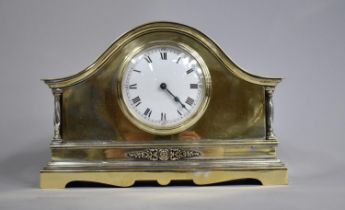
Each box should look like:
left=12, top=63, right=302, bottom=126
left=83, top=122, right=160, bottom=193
left=0, top=0, right=344, bottom=209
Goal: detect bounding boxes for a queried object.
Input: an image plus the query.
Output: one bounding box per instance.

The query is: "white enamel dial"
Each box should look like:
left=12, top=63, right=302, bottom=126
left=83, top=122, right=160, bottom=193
left=120, top=44, right=210, bottom=134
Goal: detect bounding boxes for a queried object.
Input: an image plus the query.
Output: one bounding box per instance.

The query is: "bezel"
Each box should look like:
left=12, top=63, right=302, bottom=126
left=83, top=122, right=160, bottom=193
left=117, top=40, right=212, bottom=135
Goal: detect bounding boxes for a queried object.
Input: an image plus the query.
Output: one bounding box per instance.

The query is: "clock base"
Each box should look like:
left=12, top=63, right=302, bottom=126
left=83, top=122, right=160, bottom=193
left=40, top=169, right=287, bottom=188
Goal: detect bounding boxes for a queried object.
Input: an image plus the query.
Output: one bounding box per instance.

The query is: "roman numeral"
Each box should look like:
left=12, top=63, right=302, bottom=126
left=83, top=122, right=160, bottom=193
left=190, top=84, right=198, bottom=89
left=186, top=68, right=194, bottom=74
left=144, top=56, right=152, bottom=63
left=185, top=97, right=194, bottom=106
left=129, top=84, right=137, bottom=89
left=176, top=57, right=181, bottom=64
left=133, top=69, right=141, bottom=73
left=161, top=112, right=167, bottom=121
left=131, top=96, right=141, bottom=106
left=144, top=108, right=152, bottom=118
left=177, top=110, right=182, bottom=116
left=160, top=52, right=167, bottom=60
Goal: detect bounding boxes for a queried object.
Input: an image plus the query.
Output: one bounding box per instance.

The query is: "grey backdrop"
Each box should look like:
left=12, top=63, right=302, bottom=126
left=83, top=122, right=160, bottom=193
left=0, top=0, right=344, bottom=209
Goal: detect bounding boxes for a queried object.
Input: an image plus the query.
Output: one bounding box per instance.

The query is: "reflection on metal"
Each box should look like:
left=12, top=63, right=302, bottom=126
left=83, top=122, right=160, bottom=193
left=40, top=170, right=288, bottom=188
left=265, top=87, right=276, bottom=140
left=40, top=22, right=287, bottom=188
left=52, top=88, right=63, bottom=144
left=126, top=148, right=201, bottom=161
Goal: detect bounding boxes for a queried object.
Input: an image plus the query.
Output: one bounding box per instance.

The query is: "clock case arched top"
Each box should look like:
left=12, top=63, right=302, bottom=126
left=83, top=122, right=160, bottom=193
left=42, top=21, right=280, bottom=141
left=42, top=22, right=281, bottom=88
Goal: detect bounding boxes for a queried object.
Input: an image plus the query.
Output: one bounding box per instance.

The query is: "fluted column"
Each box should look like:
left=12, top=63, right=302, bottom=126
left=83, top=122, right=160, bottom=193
left=265, top=87, right=276, bottom=140
left=52, top=88, right=63, bottom=144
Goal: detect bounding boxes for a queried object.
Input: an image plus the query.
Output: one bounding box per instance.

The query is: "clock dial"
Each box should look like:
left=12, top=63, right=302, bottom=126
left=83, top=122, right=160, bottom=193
left=120, top=44, right=210, bottom=134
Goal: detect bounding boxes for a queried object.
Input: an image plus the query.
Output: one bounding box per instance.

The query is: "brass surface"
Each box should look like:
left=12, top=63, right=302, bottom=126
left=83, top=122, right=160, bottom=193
left=40, top=170, right=288, bottom=188
left=57, top=30, right=266, bottom=141
left=49, top=139, right=278, bottom=162
left=126, top=148, right=202, bottom=161
left=41, top=22, right=287, bottom=188
left=42, top=22, right=281, bottom=88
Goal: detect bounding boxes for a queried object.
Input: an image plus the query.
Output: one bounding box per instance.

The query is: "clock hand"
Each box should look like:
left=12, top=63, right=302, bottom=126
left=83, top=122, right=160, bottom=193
left=160, top=83, right=189, bottom=111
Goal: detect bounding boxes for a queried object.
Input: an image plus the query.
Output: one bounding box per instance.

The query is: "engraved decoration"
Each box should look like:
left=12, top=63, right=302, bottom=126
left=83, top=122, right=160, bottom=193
left=126, top=148, right=202, bottom=161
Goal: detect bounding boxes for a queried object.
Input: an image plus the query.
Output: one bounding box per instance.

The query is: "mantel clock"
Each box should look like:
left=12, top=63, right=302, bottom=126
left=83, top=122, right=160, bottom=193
left=40, top=22, right=288, bottom=188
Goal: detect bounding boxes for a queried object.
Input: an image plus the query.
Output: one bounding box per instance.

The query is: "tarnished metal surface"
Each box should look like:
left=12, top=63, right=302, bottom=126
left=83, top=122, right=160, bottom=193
left=126, top=148, right=202, bottom=161
left=41, top=22, right=287, bottom=188
left=50, top=139, right=277, bottom=162
left=60, top=31, right=266, bottom=141
left=52, top=88, right=63, bottom=143
left=265, top=87, right=276, bottom=139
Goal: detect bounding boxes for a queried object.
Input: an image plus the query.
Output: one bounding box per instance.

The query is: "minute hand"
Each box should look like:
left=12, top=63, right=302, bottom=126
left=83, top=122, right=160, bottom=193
left=160, top=83, right=188, bottom=110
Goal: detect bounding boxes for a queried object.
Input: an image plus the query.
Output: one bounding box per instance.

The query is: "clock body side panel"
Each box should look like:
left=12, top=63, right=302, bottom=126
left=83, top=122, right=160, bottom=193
left=60, top=31, right=266, bottom=141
